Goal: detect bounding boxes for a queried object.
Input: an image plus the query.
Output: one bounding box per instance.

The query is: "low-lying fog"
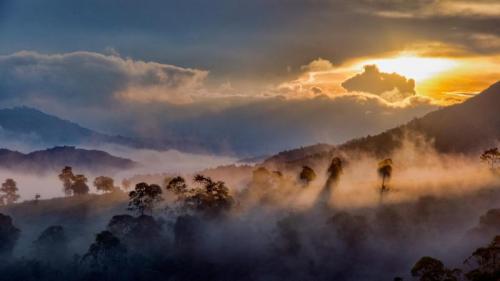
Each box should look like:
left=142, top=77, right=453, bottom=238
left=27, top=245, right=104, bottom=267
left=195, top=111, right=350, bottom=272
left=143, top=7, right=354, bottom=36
left=0, top=136, right=499, bottom=281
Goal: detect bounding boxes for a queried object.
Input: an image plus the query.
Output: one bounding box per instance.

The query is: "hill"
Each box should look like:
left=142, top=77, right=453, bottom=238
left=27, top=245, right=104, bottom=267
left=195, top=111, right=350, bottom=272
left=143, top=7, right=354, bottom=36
left=262, top=81, right=500, bottom=167
left=0, top=106, right=205, bottom=152
left=0, top=146, right=136, bottom=174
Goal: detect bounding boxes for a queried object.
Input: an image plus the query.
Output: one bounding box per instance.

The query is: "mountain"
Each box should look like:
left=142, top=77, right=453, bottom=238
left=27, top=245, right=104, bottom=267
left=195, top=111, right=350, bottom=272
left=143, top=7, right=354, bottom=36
left=262, top=81, right=500, bottom=166
left=0, top=106, right=208, bottom=152
left=0, top=146, right=135, bottom=174
left=341, top=81, right=500, bottom=156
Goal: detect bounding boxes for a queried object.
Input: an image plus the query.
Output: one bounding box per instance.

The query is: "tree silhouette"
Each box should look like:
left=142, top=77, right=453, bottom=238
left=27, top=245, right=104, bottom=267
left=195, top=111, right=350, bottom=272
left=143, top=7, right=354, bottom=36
left=378, top=158, right=393, bottom=197
left=480, top=147, right=500, bottom=170
left=0, top=213, right=20, bottom=257
left=299, top=166, right=317, bottom=186
left=34, top=193, right=41, bottom=204
left=33, top=225, right=68, bottom=264
left=411, top=256, right=461, bottom=281
left=165, top=176, right=187, bottom=195
left=83, top=230, right=126, bottom=269
left=58, top=166, right=74, bottom=196
left=464, top=235, right=500, bottom=281
left=0, top=178, right=20, bottom=205
left=72, top=174, right=89, bottom=195
left=183, top=174, right=234, bottom=216
left=128, top=182, right=163, bottom=216
left=58, top=166, right=89, bottom=196
left=94, top=176, right=116, bottom=193
left=319, top=157, right=343, bottom=206
left=121, top=178, right=132, bottom=190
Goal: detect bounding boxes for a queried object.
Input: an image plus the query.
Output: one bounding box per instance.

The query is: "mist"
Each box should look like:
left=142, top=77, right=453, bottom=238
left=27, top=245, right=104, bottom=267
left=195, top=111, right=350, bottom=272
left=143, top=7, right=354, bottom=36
left=0, top=135, right=498, bottom=280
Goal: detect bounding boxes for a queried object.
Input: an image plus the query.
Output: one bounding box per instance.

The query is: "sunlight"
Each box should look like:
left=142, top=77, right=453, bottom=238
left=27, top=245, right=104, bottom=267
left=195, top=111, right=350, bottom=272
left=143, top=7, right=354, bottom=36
left=361, top=55, right=458, bottom=82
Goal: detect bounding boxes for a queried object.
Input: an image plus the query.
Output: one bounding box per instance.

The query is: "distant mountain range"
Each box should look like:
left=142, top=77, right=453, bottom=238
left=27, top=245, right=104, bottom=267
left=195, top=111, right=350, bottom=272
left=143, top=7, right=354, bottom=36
left=0, top=146, right=135, bottom=174
left=263, top=81, right=500, bottom=167
left=0, top=106, right=204, bottom=152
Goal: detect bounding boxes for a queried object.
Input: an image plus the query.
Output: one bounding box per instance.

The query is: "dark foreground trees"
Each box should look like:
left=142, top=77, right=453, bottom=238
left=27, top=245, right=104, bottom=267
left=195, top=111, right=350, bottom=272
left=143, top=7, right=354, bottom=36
left=83, top=230, right=127, bottom=269
left=0, top=213, right=20, bottom=258
left=33, top=225, right=68, bottom=264
left=411, top=256, right=461, bottom=281
left=128, top=182, right=163, bottom=216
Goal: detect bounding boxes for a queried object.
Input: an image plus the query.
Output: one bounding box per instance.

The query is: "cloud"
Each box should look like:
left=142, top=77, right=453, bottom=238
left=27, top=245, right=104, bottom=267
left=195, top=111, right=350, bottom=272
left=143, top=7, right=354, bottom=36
left=353, top=0, right=500, bottom=19
left=341, top=65, right=416, bottom=102
left=0, top=51, right=208, bottom=106
left=0, top=51, right=437, bottom=157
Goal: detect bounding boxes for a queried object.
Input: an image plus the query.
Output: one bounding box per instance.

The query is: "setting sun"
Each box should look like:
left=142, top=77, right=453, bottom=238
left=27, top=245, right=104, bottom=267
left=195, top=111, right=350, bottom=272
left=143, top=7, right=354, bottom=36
left=361, top=56, right=458, bottom=82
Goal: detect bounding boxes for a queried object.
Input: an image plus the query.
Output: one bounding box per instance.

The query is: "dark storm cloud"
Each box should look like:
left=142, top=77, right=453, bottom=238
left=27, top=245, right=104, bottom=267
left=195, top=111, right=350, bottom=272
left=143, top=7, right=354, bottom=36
left=341, top=65, right=416, bottom=102
left=1, top=0, right=498, bottom=84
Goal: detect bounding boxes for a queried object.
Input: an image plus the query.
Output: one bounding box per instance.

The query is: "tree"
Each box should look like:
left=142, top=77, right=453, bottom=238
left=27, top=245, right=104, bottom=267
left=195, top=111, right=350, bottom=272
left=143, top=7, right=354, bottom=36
left=378, top=158, right=393, bottom=196
left=165, top=176, right=187, bottom=195
left=94, top=176, right=116, bottom=193
left=58, top=167, right=89, bottom=196
left=58, top=166, right=74, bottom=196
left=411, top=256, right=461, bottom=281
left=128, top=182, right=163, bottom=216
left=33, top=225, right=68, bottom=264
left=121, top=178, right=132, bottom=190
left=464, top=235, right=500, bottom=281
left=34, top=194, right=41, bottom=204
left=0, top=179, right=20, bottom=205
left=183, top=174, right=234, bottom=216
left=83, top=230, right=126, bottom=269
left=299, top=166, right=317, bottom=186
left=480, top=148, right=500, bottom=169
left=72, top=174, right=89, bottom=195
left=0, top=213, right=20, bottom=257
left=107, top=214, right=163, bottom=256
left=319, top=157, right=343, bottom=206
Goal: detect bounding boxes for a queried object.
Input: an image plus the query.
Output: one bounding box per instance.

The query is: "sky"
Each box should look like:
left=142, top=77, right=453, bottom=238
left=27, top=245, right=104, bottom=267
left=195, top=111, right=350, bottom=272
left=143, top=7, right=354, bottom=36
left=0, top=0, right=499, bottom=155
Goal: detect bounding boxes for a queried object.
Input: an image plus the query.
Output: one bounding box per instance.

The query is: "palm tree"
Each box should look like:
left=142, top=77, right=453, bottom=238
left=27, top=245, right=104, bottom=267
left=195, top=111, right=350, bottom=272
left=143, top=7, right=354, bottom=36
left=377, top=158, right=393, bottom=200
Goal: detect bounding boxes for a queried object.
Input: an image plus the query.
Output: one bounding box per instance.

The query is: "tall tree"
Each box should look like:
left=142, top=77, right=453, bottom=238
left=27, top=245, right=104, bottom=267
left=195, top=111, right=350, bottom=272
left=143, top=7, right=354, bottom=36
left=128, top=182, right=163, bottom=216
left=94, top=176, right=116, bottom=193
left=0, top=179, right=20, bottom=205
left=58, top=167, right=89, bottom=196
left=165, top=176, right=187, bottom=195
left=183, top=174, right=234, bottom=217
left=58, top=166, right=74, bottom=196
left=378, top=158, right=393, bottom=197
left=319, top=157, right=343, bottom=206
left=480, top=147, right=500, bottom=169
left=299, top=166, right=317, bottom=186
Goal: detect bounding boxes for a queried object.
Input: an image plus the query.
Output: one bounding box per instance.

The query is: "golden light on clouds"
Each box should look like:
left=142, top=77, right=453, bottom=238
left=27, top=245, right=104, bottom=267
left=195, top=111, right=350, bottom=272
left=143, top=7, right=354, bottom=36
left=277, top=48, right=500, bottom=106
left=359, top=56, right=457, bottom=82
